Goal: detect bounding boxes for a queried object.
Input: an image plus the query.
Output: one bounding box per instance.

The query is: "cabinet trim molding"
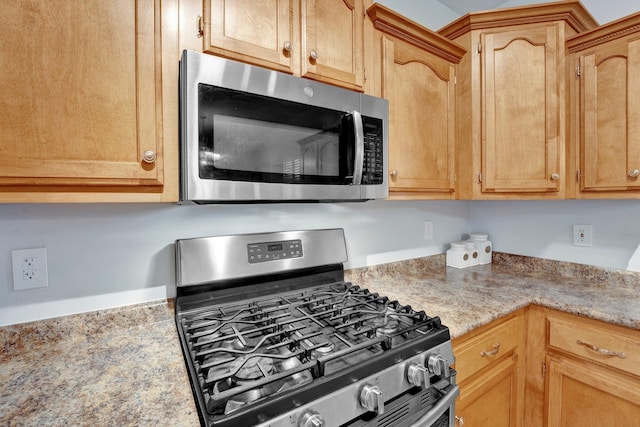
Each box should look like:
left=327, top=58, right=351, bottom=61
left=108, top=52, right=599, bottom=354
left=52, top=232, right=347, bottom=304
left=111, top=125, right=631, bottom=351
left=367, top=3, right=466, bottom=64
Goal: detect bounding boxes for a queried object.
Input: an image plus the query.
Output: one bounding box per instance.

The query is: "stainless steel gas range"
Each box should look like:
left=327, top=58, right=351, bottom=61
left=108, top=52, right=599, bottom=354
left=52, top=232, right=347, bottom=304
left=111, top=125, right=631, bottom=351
left=175, top=229, right=458, bottom=426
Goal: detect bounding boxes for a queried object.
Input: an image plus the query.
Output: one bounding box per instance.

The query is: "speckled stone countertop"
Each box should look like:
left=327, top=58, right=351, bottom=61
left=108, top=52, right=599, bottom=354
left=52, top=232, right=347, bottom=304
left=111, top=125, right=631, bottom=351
left=2, top=253, right=639, bottom=425
left=0, top=300, right=199, bottom=426
left=346, top=253, right=640, bottom=337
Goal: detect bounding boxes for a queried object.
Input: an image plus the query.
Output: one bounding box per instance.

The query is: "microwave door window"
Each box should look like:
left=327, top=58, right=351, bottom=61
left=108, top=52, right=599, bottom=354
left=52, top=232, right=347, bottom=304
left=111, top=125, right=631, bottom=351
left=197, top=84, right=351, bottom=185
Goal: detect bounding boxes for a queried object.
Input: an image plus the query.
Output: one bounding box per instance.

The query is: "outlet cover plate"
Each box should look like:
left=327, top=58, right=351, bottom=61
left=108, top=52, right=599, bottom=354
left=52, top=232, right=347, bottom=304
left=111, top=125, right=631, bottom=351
left=424, top=221, right=433, bottom=240
left=573, top=224, right=592, bottom=247
left=12, top=248, right=48, bottom=290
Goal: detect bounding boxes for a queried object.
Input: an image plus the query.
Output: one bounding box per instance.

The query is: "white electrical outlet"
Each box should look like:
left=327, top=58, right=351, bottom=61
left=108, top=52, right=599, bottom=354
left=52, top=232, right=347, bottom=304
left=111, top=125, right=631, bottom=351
left=573, top=224, right=593, bottom=247
left=424, top=221, right=433, bottom=240
left=12, top=248, right=49, bottom=290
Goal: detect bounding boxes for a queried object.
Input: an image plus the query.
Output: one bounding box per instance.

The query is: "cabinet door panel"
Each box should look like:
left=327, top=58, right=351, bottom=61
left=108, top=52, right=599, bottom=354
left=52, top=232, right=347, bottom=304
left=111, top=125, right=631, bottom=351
left=0, top=0, right=162, bottom=187
left=457, top=354, right=519, bottom=427
left=383, top=38, right=455, bottom=193
left=547, top=356, right=640, bottom=427
left=482, top=25, right=560, bottom=193
left=205, top=0, right=294, bottom=73
left=580, top=38, right=640, bottom=191
left=302, top=0, right=363, bottom=90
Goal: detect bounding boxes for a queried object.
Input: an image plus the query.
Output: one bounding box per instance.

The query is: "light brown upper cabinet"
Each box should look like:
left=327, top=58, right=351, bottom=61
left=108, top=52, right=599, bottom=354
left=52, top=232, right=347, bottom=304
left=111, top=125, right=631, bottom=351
left=567, top=12, right=640, bottom=198
left=367, top=4, right=466, bottom=199
left=200, top=0, right=364, bottom=91
left=439, top=2, right=597, bottom=199
left=0, top=0, right=179, bottom=202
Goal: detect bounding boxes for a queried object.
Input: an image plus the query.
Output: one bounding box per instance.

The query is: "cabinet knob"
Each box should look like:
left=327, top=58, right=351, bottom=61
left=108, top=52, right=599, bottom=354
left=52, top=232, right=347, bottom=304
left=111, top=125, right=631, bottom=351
left=283, top=41, right=293, bottom=52
left=629, top=169, right=640, bottom=178
left=551, top=173, right=560, bottom=181
left=390, top=170, right=398, bottom=178
left=455, top=416, right=465, bottom=426
left=142, top=150, right=157, bottom=164
left=309, top=49, right=318, bottom=60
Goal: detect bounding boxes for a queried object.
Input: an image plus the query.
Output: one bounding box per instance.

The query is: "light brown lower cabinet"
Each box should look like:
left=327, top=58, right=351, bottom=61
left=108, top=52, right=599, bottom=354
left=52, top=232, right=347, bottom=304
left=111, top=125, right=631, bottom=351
left=454, top=306, right=640, bottom=427
left=456, top=354, right=519, bottom=427
left=452, top=310, right=525, bottom=427
left=546, top=355, right=640, bottom=426
left=523, top=305, right=640, bottom=427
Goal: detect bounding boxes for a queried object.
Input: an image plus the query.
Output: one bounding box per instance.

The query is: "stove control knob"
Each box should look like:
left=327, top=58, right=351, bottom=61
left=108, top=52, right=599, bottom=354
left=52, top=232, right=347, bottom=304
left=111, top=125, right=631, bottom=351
left=407, top=362, right=430, bottom=388
left=360, top=384, right=385, bottom=414
left=298, top=410, right=325, bottom=427
left=427, top=354, right=451, bottom=378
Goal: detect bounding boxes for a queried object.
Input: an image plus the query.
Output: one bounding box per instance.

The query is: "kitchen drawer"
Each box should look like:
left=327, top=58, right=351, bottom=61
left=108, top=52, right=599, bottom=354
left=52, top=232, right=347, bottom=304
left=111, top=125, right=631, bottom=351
left=547, top=315, right=640, bottom=377
left=454, top=314, right=524, bottom=383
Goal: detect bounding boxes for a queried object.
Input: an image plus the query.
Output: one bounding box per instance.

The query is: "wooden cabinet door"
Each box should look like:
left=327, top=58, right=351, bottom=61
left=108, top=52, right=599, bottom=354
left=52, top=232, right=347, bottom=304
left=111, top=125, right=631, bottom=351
left=204, top=0, right=295, bottom=74
left=546, top=356, right=640, bottom=427
left=382, top=37, right=456, bottom=196
left=456, top=354, right=520, bottom=427
left=301, top=0, right=364, bottom=91
left=481, top=25, right=562, bottom=193
left=579, top=38, right=640, bottom=192
left=0, top=0, right=163, bottom=190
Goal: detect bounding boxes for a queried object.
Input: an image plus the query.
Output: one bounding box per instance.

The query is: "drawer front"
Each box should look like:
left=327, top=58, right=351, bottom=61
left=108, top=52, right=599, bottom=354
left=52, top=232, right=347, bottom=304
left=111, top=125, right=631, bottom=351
left=454, top=315, right=523, bottom=383
left=548, top=316, right=640, bottom=377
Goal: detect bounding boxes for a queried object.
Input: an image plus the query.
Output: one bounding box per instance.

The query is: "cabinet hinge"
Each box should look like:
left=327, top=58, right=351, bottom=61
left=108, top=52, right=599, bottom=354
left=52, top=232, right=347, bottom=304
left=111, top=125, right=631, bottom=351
left=542, top=362, right=547, bottom=378
left=454, top=75, right=457, bottom=85
left=364, top=67, right=367, bottom=82
left=575, top=65, right=581, bottom=78
left=576, top=169, right=581, bottom=183
left=476, top=42, right=482, bottom=54
left=477, top=172, right=482, bottom=183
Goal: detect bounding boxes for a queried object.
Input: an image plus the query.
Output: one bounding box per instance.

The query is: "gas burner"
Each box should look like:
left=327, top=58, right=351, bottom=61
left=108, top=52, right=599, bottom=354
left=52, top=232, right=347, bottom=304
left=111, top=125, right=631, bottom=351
left=230, top=356, right=275, bottom=381
left=310, top=342, right=335, bottom=359
left=375, top=317, right=400, bottom=336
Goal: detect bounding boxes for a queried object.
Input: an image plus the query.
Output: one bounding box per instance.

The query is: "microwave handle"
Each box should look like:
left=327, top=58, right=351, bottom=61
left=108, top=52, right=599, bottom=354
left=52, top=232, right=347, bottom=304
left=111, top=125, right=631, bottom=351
left=352, top=110, right=364, bottom=185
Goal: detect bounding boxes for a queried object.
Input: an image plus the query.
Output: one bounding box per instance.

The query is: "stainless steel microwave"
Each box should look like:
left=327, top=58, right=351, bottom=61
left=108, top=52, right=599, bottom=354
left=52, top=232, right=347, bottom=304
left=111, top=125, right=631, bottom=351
left=179, top=50, right=389, bottom=203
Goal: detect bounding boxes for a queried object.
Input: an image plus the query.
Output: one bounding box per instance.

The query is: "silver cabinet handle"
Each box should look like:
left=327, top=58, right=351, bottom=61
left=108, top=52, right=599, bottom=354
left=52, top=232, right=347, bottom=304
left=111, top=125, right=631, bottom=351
left=309, top=49, right=318, bottom=60
left=196, top=15, right=203, bottom=38
left=142, top=150, right=157, bottom=164
left=480, top=343, right=500, bottom=357
left=283, top=41, right=292, bottom=52
left=576, top=340, right=626, bottom=358
left=629, top=169, right=640, bottom=178
left=390, top=170, right=398, bottom=178
left=456, top=416, right=465, bottom=426
left=551, top=173, right=560, bottom=181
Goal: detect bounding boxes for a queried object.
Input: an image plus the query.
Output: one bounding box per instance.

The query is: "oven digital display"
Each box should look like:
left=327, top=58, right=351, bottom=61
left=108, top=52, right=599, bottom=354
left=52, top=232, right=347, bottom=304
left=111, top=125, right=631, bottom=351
left=247, top=239, right=302, bottom=263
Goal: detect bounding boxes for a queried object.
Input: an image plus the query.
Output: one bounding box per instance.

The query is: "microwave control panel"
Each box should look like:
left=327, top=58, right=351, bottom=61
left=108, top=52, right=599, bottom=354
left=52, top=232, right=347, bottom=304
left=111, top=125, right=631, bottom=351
left=247, top=239, right=303, bottom=263
left=362, top=117, right=384, bottom=184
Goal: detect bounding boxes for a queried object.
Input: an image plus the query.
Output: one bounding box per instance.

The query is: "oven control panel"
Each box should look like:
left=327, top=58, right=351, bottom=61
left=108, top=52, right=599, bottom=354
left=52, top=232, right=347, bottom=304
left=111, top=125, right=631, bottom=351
left=247, top=239, right=303, bottom=263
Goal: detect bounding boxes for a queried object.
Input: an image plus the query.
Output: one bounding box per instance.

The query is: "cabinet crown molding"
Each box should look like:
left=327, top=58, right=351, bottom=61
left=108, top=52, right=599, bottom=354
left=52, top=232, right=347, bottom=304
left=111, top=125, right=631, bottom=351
left=438, top=0, right=598, bottom=40
left=567, top=11, right=640, bottom=52
left=367, top=3, right=466, bottom=63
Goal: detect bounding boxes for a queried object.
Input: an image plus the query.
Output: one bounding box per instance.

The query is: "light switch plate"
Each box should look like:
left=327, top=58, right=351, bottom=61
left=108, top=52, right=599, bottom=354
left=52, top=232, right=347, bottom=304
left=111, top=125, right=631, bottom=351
left=12, top=248, right=49, bottom=290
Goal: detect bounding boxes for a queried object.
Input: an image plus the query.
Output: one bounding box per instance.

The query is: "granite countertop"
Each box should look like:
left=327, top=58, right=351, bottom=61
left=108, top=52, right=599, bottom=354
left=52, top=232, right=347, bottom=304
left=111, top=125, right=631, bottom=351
left=346, top=253, right=640, bottom=338
left=2, top=253, right=639, bottom=425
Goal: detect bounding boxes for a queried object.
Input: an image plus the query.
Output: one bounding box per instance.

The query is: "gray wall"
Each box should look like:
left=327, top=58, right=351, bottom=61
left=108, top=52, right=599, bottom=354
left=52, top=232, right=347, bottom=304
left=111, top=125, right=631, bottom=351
left=0, top=201, right=469, bottom=325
